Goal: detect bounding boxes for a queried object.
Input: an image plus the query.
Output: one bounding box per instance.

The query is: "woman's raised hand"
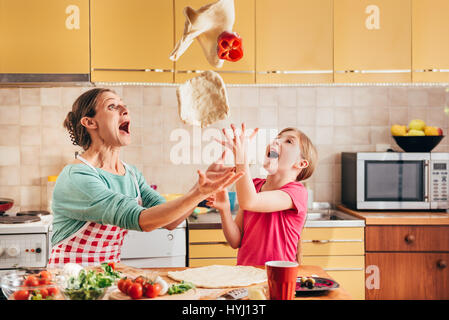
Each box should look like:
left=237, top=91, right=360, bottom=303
left=196, top=150, right=244, bottom=197
left=215, top=123, right=258, bottom=165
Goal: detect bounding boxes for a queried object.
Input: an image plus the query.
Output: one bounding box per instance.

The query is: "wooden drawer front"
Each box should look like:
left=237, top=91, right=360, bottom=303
left=189, top=230, right=226, bottom=243
left=302, top=256, right=364, bottom=270
left=302, top=227, right=364, bottom=241
left=327, top=270, right=365, bottom=300
left=189, top=258, right=237, bottom=267
left=366, top=253, right=449, bottom=300
left=189, top=244, right=238, bottom=258
left=366, top=226, right=449, bottom=252
left=302, top=242, right=364, bottom=256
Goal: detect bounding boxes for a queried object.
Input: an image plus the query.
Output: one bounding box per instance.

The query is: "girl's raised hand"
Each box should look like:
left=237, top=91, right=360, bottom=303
left=215, top=123, right=259, bottom=165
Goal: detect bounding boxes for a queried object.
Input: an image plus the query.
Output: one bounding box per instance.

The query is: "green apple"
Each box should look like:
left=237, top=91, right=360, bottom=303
left=408, top=119, right=426, bottom=131
left=407, top=129, right=425, bottom=136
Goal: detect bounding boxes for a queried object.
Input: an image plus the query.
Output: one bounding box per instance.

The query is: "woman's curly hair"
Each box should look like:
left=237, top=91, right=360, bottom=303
left=63, top=88, right=113, bottom=150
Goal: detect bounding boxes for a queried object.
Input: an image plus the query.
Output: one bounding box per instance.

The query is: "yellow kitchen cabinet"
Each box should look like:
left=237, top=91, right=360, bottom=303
left=301, top=227, right=365, bottom=300
left=173, top=0, right=255, bottom=84
left=412, top=0, right=449, bottom=82
left=334, top=0, right=411, bottom=83
left=90, top=0, right=174, bottom=83
left=189, top=229, right=237, bottom=267
left=0, top=0, right=89, bottom=80
left=256, top=0, right=333, bottom=84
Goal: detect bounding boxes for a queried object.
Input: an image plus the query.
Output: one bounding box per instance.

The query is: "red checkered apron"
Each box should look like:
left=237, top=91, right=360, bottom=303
left=48, top=155, right=142, bottom=268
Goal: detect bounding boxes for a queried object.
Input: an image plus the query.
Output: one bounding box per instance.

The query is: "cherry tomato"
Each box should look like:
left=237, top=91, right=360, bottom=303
left=13, top=290, right=30, bottom=300
left=107, top=262, right=115, bottom=270
left=38, top=270, right=52, bottom=280
left=118, top=278, right=127, bottom=293
left=134, top=276, right=146, bottom=285
left=128, top=283, right=143, bottom=299
left=37, top=288, right=49, bottom=299
left=144, top=283, right=161, bottom=298
left=47, top=287, right=59, bottom=297
left=24, top=275, right=39, bottom=287
left=123, top=279, right=134, bottom=295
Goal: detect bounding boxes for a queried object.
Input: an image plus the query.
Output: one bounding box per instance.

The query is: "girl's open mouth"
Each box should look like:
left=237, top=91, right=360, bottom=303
left=119, top=121, right=130, bottom=135
left=267, top=150, right=279, bottom=159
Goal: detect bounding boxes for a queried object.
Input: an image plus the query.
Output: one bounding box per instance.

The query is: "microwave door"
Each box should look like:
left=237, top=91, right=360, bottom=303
left=357, top=159, right=430, bottom=210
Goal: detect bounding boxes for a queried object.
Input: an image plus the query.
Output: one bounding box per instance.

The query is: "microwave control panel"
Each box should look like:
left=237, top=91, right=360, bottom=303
left=430, top=161, right=449, bottom=202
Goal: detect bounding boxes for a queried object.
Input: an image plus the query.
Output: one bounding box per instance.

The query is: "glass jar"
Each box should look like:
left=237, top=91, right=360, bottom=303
left=47, top=176, right=58, bottom=214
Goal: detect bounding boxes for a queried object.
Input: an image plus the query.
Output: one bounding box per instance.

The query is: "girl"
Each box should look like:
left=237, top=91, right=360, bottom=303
left=208, top=123, right=317, bottom=266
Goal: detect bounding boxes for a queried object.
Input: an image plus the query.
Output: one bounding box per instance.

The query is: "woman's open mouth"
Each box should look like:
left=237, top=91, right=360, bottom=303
left=119, top=121, right=130, bottom=135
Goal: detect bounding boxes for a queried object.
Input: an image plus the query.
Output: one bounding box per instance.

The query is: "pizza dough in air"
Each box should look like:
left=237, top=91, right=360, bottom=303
left=177, top=70, right=229, bottom=128
left=169, top=0, right=235, bottom=68
left=167, top=265, right=267, bottom=288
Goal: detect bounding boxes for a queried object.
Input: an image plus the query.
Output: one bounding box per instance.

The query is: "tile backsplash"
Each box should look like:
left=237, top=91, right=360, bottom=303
left=1, top=85, right=448, bottom=212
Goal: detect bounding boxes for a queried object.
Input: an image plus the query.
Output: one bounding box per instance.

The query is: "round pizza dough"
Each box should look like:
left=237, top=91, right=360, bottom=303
left=167, top=265, right=267, bottom=288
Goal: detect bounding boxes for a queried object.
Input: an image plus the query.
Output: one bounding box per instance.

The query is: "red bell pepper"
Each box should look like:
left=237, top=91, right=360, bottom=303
left=217, top=31, right=243, bottom=62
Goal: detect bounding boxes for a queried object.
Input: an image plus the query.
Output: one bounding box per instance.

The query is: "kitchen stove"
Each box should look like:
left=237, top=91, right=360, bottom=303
left=0, top=213, right=52, bottom=271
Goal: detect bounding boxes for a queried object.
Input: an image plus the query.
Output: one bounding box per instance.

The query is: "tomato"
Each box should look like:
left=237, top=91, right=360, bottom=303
left=107, top=262, right=115, bottom=270
left=47, top=287, right=59, bottom=297
left=37, top=288, right=49, bottom=299
left=134, top=276, right=146, bottom=285
left=38, top=278, right=51, bottom=285
left=128, top=283, right=143, bottom=299
left=144, top=283, right=161, bottom=298
left=24, top=275, right=39, bottom=287
left=13, top=290, right=30, bottom=300
left=38, top=270, right=52, bottom=280
left=118, top=278, right=127, bottom=293
left=123, top=279, right=134, bottom=295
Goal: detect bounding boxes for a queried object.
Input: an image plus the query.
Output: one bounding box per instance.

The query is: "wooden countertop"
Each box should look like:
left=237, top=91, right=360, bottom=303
left=139, top=265, right=352, bottom=300
left=337, top=204, right=449, bottom=225
left=104, top=263, right=351, bottom=300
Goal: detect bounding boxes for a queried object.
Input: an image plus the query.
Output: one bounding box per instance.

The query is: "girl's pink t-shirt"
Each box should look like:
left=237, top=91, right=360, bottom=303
left=236, top=178, right=308, bottom=266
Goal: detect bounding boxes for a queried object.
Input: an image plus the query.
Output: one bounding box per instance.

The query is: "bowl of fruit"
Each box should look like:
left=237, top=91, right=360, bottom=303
left=1, top=269, right=61, bottom=300
left=391, top=119, right=445, bottom=152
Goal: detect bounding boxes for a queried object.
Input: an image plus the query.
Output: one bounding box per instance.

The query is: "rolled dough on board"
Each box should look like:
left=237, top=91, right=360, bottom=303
left=177, top=70, right=230, bottom=128
left=167, top=265, right=267, bottom=288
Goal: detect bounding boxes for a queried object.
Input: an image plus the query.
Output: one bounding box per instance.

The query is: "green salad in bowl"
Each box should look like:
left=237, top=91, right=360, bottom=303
left=59, top=263, right=120, bottom=300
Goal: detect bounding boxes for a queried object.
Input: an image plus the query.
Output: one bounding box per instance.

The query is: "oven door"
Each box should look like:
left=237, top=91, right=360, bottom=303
left=356, top=153, right=430, bottom=210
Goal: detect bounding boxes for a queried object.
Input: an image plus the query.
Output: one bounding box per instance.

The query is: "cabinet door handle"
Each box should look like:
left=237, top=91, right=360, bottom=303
left=437, top=260, right=447, bottom=269
left=311, top=240, right=330, bottom=244
left=404, top=234, right=415, bottom=244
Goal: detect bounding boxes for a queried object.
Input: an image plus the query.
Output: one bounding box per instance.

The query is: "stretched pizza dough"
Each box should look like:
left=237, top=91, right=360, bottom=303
left=169, top=0, right=235, bottom=68
left=167, top=265, right=267, bottom=288
left=177, top=70, right=230, bottom=128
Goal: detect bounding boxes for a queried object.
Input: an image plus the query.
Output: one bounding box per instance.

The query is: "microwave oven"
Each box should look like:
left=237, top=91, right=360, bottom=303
left=341, top=152, right=449, bottom=210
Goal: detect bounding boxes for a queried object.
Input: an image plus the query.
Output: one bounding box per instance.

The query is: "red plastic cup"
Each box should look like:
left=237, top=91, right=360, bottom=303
left=265, top=261, right=299, bottom=300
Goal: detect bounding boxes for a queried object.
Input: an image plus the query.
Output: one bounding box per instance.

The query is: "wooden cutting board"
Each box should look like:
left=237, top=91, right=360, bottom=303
left=104, top=263, right=232, bottom=300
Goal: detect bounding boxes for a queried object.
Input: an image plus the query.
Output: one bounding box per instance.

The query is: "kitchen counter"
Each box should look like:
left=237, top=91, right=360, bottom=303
left=188, top=210, right=364, bottom=229
left=138, top=265, right=352, bottom=300
left=336, top=204, right=449, bottom=225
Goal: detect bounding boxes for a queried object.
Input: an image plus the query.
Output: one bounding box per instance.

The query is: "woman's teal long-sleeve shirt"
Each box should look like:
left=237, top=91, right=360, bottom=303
left=50, top=163, right=166, bottom=246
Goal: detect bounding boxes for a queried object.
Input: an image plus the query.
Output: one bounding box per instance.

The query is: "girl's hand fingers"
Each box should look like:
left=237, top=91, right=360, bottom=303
left=249, top=127, right=259, bottom=140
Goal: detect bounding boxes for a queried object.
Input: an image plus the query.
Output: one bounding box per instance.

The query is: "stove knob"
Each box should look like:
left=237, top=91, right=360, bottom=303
left=7, top=245, right=20, bottom=257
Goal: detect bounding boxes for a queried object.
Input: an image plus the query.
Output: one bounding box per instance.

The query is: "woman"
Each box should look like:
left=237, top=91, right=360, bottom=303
left=48, top=88, right=242, bottom=267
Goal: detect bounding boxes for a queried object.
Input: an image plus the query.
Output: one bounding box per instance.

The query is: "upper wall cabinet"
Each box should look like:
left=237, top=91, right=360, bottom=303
left=334, top=0, right=411, bottom=83
left=90, top=0, right=174, bottom=83
left=173, top=0, right=255, bottom=84
left=0, top=0, right=89, bottom=82
left=412, top=0, right=449, bottom=82
left=256, top=0, right=333, bottom=84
